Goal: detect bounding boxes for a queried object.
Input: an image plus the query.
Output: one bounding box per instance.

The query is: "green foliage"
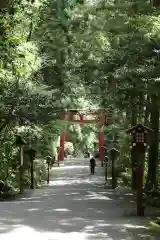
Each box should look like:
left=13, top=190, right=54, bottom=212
left=1, top=0, right=160, bottom=200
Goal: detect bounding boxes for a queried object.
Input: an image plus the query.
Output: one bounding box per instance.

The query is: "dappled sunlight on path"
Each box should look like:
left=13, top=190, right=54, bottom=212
left=0, top=158, right=159, bottom=239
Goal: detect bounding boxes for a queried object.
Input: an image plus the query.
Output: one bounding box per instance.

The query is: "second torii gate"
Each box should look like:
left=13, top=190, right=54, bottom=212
left=59, top=110, right=112, bottom=164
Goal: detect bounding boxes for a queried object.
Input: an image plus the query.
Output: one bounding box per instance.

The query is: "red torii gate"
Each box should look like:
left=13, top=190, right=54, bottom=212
left=59, top=110, right=112, bottom=164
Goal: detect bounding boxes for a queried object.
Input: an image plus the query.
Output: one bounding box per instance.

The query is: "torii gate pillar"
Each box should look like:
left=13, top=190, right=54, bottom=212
left=98, top=131, right=104, bottom=164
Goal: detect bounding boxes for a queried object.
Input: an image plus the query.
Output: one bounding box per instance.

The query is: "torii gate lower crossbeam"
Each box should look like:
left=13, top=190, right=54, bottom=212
left=59, top=110, right=112, bottom=164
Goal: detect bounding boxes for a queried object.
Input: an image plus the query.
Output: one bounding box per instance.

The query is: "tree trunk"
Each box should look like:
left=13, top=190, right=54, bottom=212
left=144, top=95, right=150, bottom=125
left=146, top=94, right=159, bottom=190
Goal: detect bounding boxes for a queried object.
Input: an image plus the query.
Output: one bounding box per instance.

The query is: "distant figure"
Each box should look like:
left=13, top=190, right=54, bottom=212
left=90, top=156, right=96, bottom=175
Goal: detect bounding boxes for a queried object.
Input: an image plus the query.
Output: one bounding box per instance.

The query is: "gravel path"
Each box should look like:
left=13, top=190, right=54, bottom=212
left=0, top=158, right=159, bottom=239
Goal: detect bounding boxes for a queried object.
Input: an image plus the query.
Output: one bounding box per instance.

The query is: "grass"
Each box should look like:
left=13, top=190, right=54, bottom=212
left=149, top=220, right=160, bottom=231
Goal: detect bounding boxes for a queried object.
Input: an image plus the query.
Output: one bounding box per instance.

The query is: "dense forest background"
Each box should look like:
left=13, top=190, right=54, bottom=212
left=0, top=0, right=160, bottom=201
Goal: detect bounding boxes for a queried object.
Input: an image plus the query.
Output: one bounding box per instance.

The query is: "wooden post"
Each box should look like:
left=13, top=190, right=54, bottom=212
left=30, top=149, right=36, bottom=189
left=60, top=130, right=65, bottom=164
left=104, top=156, right=108, bottom=184
left=47, top=162, right=50, bottom=184
left=28, top=136, right=34, bottom=189
left=110, top=148, right=119, bottom=189
left=126, top=124, right=153, bottom=216
left=58, top=154, right=60, bottom=167
left=46, top=156, right=51, bottom=184
left=131, top=148, right=138, bottom=190
left=30, top=158, right=34, bottom=189
left=23, top=148, right=36, bottom=190
left=136, top=149, right=145, bottom=216
left=19, top=146, right=24, bottom=193
left=14, top=135, right=26, bottom=194
left=111, top=155, right=115, bottom=189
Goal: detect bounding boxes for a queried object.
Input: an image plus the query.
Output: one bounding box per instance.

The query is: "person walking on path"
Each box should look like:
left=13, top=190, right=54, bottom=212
left=90, top=156, right=96, bottom=175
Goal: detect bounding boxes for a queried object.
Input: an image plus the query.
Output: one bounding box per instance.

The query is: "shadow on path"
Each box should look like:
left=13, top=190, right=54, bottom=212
left=0, top=160, right=159, bottom=239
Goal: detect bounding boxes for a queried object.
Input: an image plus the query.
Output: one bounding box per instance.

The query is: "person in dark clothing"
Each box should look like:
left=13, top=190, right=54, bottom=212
left=90, top=156, right=96, bottom=175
